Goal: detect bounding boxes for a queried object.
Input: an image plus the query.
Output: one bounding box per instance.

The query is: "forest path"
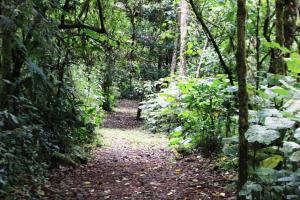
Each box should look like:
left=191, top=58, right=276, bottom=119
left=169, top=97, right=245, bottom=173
left=46, top=100, right=233, bottom=200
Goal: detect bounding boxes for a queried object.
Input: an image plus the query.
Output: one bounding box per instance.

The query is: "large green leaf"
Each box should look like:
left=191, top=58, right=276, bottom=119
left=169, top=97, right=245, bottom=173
left=239, top=181, right=263, bottom=196
left=83, top=29, right=99, bottom=38
left=264, top=117, right=295, bottom=130
left=246, top=125, right=280, bottom=145
left=285, top=53, right=300, bottom=74
left=289, top=150, right=300, bottom=162
left=263, top=40, right=290, bottom=53
left=259, top=155, right=283, bottom=169
left=280, top=141, right=300, bottom=154
left=271, top=86, right=289, bottom=96
left=294, top=128, right=300, bottom=141
left=258, top=109, right=282, bottom=118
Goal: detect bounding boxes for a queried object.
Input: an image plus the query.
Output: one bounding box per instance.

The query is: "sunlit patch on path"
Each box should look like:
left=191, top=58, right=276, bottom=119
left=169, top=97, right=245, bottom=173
left=45, top=100, right=233, bottom=199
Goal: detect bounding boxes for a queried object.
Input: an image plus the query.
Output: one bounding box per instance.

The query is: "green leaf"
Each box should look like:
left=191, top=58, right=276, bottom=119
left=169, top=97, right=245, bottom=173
left=25, top=60, right=46, bottom=80
left=285, top=53, right=300, bottom=74
left=280, top=141, right=300, bottom=154
left=170, top=137, right=182, bottom=145
left=290, top=150, right=300, bottom=162
left=259, top=155, right=283, bottom=168
left=239, top=181, right=263, bottom=196
left=246, top=125, right=280, bottom=145
left=171, top=126, right=183, bottom=137
left=294, top=128, right=300, bottom=141
left=264, top=117, right=295, bottom=130
left=271, top=87, right=289, bottom=96
left=258, top=109, right=282, bottom=118
left=84, top=29, right=98, bottom=38
left=263, top=40, right=290, bottom=53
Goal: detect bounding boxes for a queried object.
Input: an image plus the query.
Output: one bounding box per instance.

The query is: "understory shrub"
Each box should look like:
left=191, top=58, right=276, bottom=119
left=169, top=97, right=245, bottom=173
left=0, top=66, right=104, bottom=198
left=141, top=75, right=237, bottom=155
left=224, top=73, right=300, bottom=199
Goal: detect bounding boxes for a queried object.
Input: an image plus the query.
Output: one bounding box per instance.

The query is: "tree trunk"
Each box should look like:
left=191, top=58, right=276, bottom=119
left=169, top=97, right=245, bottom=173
left=171, top=34, right=179, bottom=75
left=157, top=54, right=163, bottom=79
left=196, top=37, right=208, bottom=78
left=102, top=47, right=114, bottom=112
left=0, top=3, right=14, bottom=110
left=236, top=0, right=248, bottom=197
left=178, top=0, right=189, bottom=76
left=284, top=0, right=298, bottom=49
left=270, top=0, right=286, bottom=75
left=255, top=0, right=261, bottom=90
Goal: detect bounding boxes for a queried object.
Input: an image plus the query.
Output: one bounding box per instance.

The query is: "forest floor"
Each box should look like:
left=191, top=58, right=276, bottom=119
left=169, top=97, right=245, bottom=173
left=45, top=100, right=234, bottom=200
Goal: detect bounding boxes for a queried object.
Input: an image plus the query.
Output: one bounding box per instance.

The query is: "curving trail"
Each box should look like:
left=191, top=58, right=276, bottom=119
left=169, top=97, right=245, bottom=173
left=46, top=100, right=234, bottom=200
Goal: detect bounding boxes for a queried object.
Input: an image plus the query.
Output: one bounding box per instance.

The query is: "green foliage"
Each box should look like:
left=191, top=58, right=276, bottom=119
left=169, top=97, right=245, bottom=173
left=285, top=53, right=300, bottom=75
left=224, top=75, right=300, bottom=199
left=0, top=0, right=106, bottom=197
left=141, top=76, right=236, bottom=155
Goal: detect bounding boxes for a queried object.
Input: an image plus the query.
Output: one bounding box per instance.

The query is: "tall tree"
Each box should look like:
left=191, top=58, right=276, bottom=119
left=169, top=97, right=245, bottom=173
left=0, top=1, right=14, bottom=110
left=236, top=0, right=248, bottom=197
left=178, top=0, right=189, bottom=76
left=270, top=0, right=286, bottom=75
left=255, top=0, right=261, bottom=89
left=284, top=0, right=298, bottom=49
left=171, top=18, right=179, bottom=76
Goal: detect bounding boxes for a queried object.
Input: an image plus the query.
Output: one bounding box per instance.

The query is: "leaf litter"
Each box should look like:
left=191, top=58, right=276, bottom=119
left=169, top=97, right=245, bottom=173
left=44, top=100, right=234, bottom=199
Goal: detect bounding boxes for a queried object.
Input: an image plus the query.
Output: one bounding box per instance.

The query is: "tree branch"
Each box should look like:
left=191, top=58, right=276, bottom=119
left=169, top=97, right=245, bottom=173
left=97, top=0, right=107, bottom=34
left=189, top=0, right=234, bottom=85
left=58, top=23, right=106, bottom=34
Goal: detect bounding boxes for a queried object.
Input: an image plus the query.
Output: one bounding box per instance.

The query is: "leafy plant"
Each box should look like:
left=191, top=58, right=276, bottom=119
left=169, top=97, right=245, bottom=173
left=141, top=76, right=237, bottom=155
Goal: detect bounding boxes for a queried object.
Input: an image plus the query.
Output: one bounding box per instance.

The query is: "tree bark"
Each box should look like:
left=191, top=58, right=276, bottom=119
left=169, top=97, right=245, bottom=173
left=96, top=0, right=106, bottom=34
left=196, top=37, right=208, bottom=78
left=0, top=2, right=14, bottom=110
left=171, top=34, right=179, bottom=75
left=256, top=0, right=261, bottom=90
left=178, top=0, right=189, bottom=76
left=284, top=0, right=298, bottom=49
left=236, top=0, right=248, bottom=197
left=102, top=46, right=114, bottom=112
left=270, top=0, right=286, bottom=75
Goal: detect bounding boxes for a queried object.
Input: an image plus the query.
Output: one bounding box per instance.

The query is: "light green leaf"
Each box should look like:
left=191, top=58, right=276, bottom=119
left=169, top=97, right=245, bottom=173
left=84, top=29, right=98, bottom=38
left=290, top=150, right=300, bottom=162
left=259, top=155, right=283, bottom=168
left=280, top=141, right=300, bottom=154
left=271, top=87, right=289, bottom=96
left=285, top=53, right=300, bottom=74
left=294, top=128, right=300, bottom=141
left=263, top=40, right=290, bottom=53
left=246, top=125, right=280, bottom=145
left=264, top=117, right=295, bottom=130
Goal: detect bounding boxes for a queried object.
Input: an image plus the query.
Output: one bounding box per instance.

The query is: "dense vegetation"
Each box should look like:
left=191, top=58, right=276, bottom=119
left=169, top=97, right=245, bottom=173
left=0, top=0, right=300, bottom=199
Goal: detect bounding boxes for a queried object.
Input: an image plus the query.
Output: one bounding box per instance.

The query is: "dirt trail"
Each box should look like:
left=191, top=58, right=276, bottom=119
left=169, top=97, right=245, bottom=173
left=46, top=100, right=233, bottom=200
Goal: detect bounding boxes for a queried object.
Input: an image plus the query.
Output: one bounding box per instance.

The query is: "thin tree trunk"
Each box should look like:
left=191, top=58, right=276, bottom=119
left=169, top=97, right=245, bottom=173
left=96, top=0, right=106, bottom=33
left=196, top=37, right=208, bottom=78
left=178, top=0, right=189, bottom=76
left=171, top=35, right=179, bottom=75
left=102, top=47, right=114, bottom=112
left=256, top=0, right=261, bottom=90
left=263, top=0, right=271, bottom=42
left=157, top=54, right=163, bottom=79
left=236, top=0, right=248, bottom=197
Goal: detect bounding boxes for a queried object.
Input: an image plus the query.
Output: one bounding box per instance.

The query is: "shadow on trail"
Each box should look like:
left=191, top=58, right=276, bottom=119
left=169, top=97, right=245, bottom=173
left=102, top=100, right=142, bottom=130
